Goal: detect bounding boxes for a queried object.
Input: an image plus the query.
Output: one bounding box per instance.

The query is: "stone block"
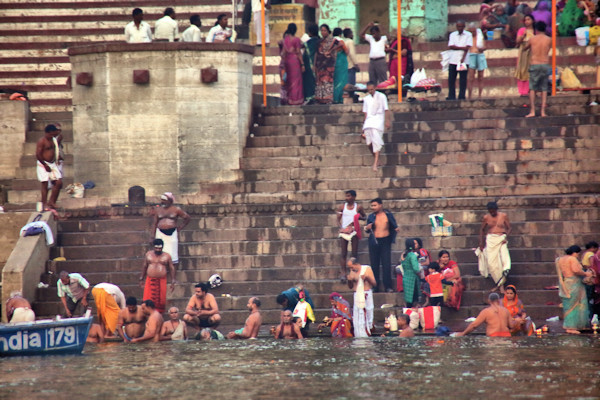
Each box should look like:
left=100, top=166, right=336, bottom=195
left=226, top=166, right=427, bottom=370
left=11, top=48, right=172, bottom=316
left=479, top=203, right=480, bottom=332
left=201, top=67, right=218, bottom=83
left=133, top=69, right=150, bottom=84
left=76, top=72, right=93, bottom=86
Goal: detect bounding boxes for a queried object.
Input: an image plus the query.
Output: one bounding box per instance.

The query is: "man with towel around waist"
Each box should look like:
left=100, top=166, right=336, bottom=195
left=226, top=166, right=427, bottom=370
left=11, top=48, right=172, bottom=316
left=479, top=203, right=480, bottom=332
left=35, top=124, right=62, bottom=210
left=362, top=82, right=391, bottom=172
left=476, top=201, right=512, bottom=293
left=336, top=190, right=366, bottom=283
left=140, top=239, right=177, bottom=313
left=347, top=257, right=376, bottom=337
left=91, top=282, right=126, bottom=338
left=152, top=192, right=191, bottom=266
left=5, top=291, right=35, bottom=323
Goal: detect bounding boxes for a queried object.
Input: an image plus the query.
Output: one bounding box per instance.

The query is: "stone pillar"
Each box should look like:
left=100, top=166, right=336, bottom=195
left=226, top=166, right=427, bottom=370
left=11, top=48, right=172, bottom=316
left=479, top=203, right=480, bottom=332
left=68, top=43, right=254, bottom=200
left=0, top=100, right=29, bottom=180
left=390, top=0, right=448, bottom=41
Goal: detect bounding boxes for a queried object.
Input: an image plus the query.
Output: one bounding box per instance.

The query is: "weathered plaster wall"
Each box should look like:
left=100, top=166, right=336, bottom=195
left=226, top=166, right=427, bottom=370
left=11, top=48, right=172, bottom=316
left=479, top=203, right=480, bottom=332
left=318, top=0, right=359, bottom=39
left=0, top=101, right=28, bottom=180
left=69, top=43, right=254, bottom=199
left=390, top=0, right=448, bottom=40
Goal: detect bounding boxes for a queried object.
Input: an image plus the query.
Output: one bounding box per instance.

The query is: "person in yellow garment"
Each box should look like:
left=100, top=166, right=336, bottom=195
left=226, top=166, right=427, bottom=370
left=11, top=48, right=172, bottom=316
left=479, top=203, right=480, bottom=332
left=91, top=283, right=126, bottom=338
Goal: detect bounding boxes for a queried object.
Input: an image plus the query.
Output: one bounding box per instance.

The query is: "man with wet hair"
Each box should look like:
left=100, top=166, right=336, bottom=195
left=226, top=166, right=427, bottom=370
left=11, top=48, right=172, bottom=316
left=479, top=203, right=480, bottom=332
left=347, top=257, right=376, bottom=337
left=131, top=300, right=164, bottom=343
left=398, top=314, right=415, bottom=338
left=183, top=282, right=221, bottom=329
left=476, top=201, right=512, bottom=293
left=227, top=297, right=263, bottom=339
left=125, top=8, right=152, bottom=43
left=455, top=293, right=514, bottom=337
left=140, top=238, right=177, bottom=313
left=160, top=307, right=187, bottom=341
left=274, top=310, right=303, bottom=339
left=118, top=297, right=147, bottom=342
left=336, top=190, right=366, bottom=282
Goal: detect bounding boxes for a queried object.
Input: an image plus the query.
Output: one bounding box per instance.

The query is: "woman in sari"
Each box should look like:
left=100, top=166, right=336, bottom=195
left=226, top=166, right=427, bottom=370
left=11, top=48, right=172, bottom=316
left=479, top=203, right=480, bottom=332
left=318, top=292, right=353, bottom=338
left=557, top=245, right=593, bottom=334
left=401, top=239, right=421, bottom=307
left=439, top=250, right=465, bottom=310
left=502, top=285, right=535, bottom=336
left=332, top=28, right=348, bottom=104
left=515, top=14, right=535, bottom=97
left=302, top=24, right=319, bottom=105
left=279, top=23, right=304, bottom=105
left=388, top=34, right=413, bottom=84
left=314, top=24, right=342, bottom=104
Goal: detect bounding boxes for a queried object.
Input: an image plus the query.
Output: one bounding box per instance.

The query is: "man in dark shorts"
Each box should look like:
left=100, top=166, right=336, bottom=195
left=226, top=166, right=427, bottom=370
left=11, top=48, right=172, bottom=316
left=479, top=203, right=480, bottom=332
left=524, top=21, right=552, bottom=118
left=183, top=282, right=221, bottom=329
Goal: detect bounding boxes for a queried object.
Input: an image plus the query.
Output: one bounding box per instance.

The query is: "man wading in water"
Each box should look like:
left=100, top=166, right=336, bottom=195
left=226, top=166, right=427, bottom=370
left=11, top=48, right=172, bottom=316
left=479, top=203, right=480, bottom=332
left=455, top=293, right=514, bottom=337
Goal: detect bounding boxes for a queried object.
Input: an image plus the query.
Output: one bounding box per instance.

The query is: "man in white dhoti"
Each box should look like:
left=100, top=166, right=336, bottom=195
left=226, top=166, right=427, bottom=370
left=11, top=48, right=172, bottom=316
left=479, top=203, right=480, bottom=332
left=347, top=258, right=376, bottom=337
left=362, top=82, right=391, bottom=171
left=151, top=192, right=191, bottom=265
left=476, top=202, right=512, bottom=293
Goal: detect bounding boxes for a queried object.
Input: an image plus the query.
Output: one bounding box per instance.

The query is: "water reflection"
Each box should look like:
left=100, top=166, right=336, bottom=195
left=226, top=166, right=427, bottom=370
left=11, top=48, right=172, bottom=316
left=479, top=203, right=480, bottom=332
left=1, top=336, right=599, bottom=399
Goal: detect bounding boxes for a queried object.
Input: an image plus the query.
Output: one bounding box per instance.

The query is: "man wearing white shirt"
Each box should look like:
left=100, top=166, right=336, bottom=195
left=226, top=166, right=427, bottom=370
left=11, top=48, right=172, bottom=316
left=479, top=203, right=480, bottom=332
left=446, top=21, right=472, bottom=100
left=362, top=82, right=391, bottom=171
left=181, top=14, right=203, bottom=42
left=206, top=14, right=233, bottom=43
left=154, top=7, right=178, bottom=42
left=360, top=22, right=389, bottom=85
left=124, top=8, right=152, bottom=43
left=252, top=0, right=270, bottom=46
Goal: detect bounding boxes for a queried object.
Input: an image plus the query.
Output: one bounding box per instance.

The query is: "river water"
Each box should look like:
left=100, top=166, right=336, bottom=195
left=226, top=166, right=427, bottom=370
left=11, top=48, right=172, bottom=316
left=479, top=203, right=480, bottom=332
left=1, top=335, right=599, bottom=399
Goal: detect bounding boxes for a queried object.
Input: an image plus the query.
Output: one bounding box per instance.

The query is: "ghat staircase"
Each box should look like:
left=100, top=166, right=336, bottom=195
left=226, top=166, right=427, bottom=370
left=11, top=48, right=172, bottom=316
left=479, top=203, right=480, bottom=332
left=31, top=96, right=600, bottom=333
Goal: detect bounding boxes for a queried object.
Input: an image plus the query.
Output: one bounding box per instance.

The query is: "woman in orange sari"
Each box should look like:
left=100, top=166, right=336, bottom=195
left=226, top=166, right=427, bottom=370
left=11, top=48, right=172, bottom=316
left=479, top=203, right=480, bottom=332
left=318, top=292, right=353, bottom=338
left=439, top=250, right=464, bottom=310
left=502, top=284, right=535, bottom=336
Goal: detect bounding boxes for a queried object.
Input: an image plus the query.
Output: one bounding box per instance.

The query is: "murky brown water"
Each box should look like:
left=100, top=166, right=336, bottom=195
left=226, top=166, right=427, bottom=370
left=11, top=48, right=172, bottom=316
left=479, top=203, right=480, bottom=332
left=1, top=336, right=600, bottom=399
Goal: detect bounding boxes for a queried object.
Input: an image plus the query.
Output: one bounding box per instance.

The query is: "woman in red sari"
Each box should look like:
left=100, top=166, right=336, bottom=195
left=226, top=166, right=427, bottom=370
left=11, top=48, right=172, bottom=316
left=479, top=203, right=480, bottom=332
left=439, top=250, right=464, bottom=310
left=387, top=34, right=412, bottom=83
left=318, top=292, right=353, bottom=338
left=314, top=24, right=342, bottom=104
left=503, top=285, right=535, bottom=336
left=279, top=23, right=304, bottom=105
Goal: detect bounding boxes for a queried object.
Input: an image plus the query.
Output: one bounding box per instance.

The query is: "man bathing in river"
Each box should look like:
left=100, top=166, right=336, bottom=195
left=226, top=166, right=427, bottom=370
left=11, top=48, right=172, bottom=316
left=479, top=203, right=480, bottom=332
left=151, top=192, right=191, bottom=265
left=397, top=314, right=415, bottom=338
left=183, top=282, right=221, bottom=329
left=347, top=257, right=376, bottom=337
left=118, top=297, right=147, bottom=342
left=5, top=291, right=35, bottom=323
left=35, top=124, right=62, bottom=210
left=274, top=310, right=303, bottom=339
left=140, top=239, right=177, bottom=313
left=456, top=293, right=514, bottom=337
left=160, top=307, right=187, bottom=341
left=131, top=300, right=164, bottom=343
left=227, top=297, right=263, bottom=339
left=476, top=201, right=511, bottom=293
left=91, top=282, right=125, bottom=338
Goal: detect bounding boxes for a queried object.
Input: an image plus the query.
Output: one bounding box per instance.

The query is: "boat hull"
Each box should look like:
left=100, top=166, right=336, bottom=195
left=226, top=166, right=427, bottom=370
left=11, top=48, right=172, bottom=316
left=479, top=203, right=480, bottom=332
left=0, top=317, right=92, bottom=356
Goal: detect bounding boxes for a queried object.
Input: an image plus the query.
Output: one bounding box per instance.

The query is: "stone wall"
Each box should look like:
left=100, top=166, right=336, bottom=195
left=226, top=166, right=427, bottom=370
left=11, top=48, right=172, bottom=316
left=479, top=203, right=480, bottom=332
left=69, top=43, right=254, bottom=200
left=0, top=100, right=28, bottom=180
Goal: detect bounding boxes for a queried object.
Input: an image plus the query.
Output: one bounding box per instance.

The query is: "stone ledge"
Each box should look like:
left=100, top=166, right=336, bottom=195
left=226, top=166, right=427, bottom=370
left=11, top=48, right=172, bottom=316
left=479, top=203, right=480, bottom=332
left=68, top=42, right=255, bottom=56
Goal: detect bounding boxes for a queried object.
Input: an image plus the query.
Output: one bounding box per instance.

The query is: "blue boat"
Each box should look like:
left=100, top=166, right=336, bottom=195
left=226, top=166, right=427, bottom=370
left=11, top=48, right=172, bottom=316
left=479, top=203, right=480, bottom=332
left=0, top=316, right=92, bottom=356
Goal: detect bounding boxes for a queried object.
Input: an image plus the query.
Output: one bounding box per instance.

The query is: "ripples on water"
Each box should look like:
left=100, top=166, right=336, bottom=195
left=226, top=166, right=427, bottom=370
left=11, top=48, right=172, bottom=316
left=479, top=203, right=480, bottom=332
left=1, top=336, right=600, bottom=399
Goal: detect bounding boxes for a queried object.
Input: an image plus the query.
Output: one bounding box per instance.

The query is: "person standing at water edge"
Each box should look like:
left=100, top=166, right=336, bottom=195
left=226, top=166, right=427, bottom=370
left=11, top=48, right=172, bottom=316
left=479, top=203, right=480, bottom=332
left=131, top=300, right=164, bottom=343
left=347, top=258, right=376, bottom=337
left=57, top=270, right=90, bottom=317
left=118, top=297, right=147, bottom=342
left=365, top=198, right=399, bottom=292
left=183, top=282, right=222, bottom=329
left=557, top=245, right=593, bottom=334
left=476, top=201, right=511, bottom=293
left=36, top=124, right=62, bottom=210
left=152, top=192, right=190, bottom=266
left=227, top=297, right=263, bottom=339
left=336, top=190, right=366, bottom=283
left=362, top=83, right=391, bottom=172
left=140, top=239, right=177, bottom=314
left=5, top=291, right=35, bottom=323
left=456, top=293, right=514, bottom=337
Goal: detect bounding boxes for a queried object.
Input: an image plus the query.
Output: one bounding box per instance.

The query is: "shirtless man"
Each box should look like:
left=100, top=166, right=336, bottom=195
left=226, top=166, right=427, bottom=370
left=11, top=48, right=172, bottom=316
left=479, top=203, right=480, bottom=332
left=5, top=291, right=35, bottom=323
left=227, top=297, right=263, bottom=339
left=86, top=324, right=105, bottom=343
left=365, top=198, right=399, bottom=292
left=183, top=282, right=221, bottom=330
left=131, top=300, right=164, bottom=343
left=274, top=310, right=303, bottom=339
left=336, top=190, right=366, bottom=283
left=35, top=124, right=62, bottom=210
left=118, top=297, right=147, bottom=342
left=347, top=257, right=376, bottom=337
left=456, top=293, right=514, bottom=337
left=160, top=307, right=187, bottom=341
left=524, top=21, right=552, bottom=118
left=151, top=192, right=191, bottom=265
left=398, top=314, right=415, bottom=338
left=477, top=201, right=512, bottom=293
left=139, top=239, right=177, bottom=313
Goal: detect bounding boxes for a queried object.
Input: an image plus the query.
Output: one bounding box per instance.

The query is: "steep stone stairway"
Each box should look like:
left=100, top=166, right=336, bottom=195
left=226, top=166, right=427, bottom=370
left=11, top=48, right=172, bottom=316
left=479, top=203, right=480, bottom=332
left=33, top=97, right=600, bottom=333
